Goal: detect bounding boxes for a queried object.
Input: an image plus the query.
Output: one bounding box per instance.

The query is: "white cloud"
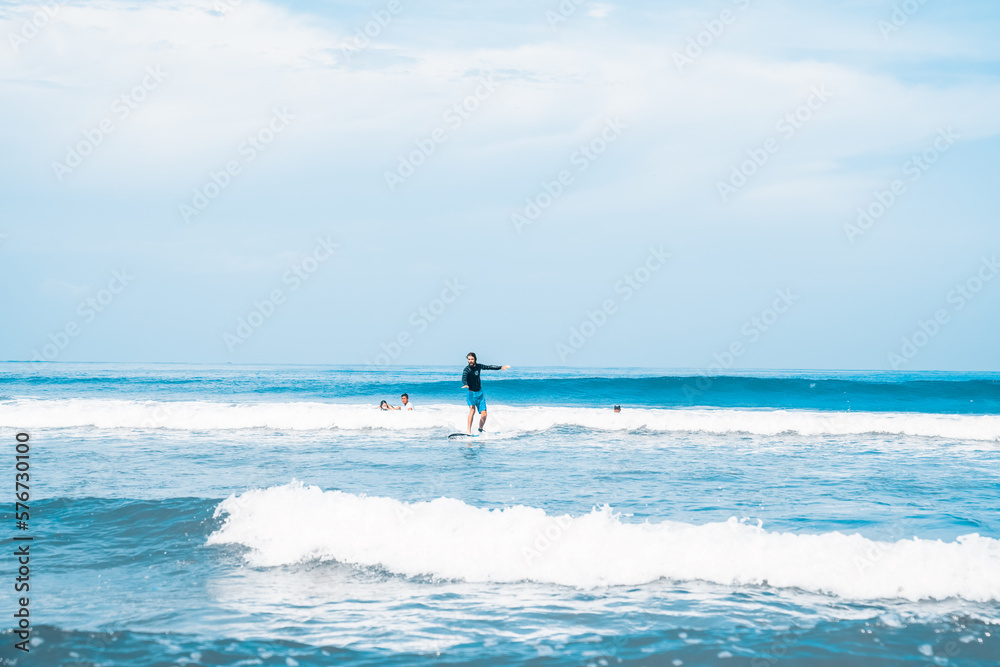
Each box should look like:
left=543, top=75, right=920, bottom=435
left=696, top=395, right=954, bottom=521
left=0, top=0, right=998, bottom=222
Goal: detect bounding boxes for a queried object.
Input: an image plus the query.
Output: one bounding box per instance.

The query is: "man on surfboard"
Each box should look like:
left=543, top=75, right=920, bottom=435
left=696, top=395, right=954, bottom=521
left=462, top=352, right=510, bottom=434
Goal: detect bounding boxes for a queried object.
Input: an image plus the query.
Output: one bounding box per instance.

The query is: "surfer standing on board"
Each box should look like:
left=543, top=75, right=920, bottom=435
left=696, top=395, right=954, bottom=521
left=462, top=352, right=510, bottom=434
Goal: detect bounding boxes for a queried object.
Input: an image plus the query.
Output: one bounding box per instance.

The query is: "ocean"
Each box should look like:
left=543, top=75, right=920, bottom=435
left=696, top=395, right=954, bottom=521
left=1, top=363, right=998, bottom=666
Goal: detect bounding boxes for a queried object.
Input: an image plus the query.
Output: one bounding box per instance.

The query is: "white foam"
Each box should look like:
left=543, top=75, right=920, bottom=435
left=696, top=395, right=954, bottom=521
left=208, top=482, right=1000, bottom=602
left=2, top=398, right=999, bottom=441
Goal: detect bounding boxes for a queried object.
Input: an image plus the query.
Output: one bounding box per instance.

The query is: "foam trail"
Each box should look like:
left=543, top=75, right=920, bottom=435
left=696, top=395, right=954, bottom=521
left=208, top=482, right=1000, bottom=602
left=3, top=398, right=1000, bottom=441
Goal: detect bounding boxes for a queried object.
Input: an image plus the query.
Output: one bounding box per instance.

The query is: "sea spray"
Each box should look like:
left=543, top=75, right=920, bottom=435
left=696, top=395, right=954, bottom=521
left=208, top=482, right=1000, bottom=601
left=4, top=398, right=999, bottom=441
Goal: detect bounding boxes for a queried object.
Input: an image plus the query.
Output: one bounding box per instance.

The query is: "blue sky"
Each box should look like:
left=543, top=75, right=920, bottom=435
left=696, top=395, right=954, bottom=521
left=1, top=0, right=999, bottom=369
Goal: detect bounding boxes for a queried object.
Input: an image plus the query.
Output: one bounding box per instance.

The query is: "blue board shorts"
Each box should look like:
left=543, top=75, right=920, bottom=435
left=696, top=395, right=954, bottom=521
left=467, top=390, right=486, bottom=412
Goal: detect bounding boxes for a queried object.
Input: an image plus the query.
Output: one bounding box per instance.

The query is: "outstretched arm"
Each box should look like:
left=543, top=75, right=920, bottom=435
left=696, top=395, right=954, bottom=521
left=480, top=364, right=510, bottom=371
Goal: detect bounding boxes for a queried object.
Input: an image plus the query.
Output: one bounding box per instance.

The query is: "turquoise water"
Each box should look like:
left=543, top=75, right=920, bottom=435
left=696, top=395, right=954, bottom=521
left=1, top=364, right=998, bottom=665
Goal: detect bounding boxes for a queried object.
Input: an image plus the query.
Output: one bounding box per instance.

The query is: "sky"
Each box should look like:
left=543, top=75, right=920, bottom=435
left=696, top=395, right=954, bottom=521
left=1, top=0, right=998, bottom=370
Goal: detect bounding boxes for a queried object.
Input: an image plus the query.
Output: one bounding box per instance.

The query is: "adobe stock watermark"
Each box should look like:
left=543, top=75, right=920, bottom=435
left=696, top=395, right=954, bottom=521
left=52, top=66, right=168, bottom=182
left=7, top=2, right=62, bottom=53
left=683, top=289, right=798, bottom=400
left=717, top=85, right=831, bottom=202
left=139, top=402, right=175, bottom=429
left=365, top=279, right=466, bottom=367
left=749, top=626, right=809, bottom=667
left=887, top=255, right=997, bottom=369
left=544, top=0, right=590, bottom=29
left=511, top=117, right=627, bottom=234
left=917, top=640, right=964, bottom=667
left=556, top=246, right=669, bottom=363
left=672, top=0, right=753, bottom=73
left=340, top=0, right=404, bottom=62
left=878, top=0, right=932, bottom=41
left=384, top=75, right=497, bottom=191
left=852, top=518, right=917, bottom=575
left=843, top=127, right=958, bottom=244
left=521, top=514, right=573, bottom=565
left=30, top=269, right=134, bottom=361
left=180, top=107, right=294, bottom=223
left=223, top=235, right=338, bottom=352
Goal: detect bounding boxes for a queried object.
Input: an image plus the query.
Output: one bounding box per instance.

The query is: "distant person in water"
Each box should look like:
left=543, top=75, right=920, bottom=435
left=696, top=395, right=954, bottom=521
left=380, top=400, right=391, bottom=410
left=396, top=393, right=413, bottom=410
left=462, top=352, right=510, bottom=434
left=613, top=405, right=621, bottom=413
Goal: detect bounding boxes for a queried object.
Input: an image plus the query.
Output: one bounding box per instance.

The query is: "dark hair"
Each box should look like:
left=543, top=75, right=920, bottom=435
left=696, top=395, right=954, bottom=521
left=467, top=352, right=477, bottom=362
left=401, top=393, right=408, bottom=399
left=380, top=400, right=388, bottom=407
left=613, top=405, right=621, bottom=411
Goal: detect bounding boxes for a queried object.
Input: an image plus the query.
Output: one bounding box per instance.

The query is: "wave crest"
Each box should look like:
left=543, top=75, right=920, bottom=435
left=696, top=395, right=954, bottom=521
left=207, top=482, right=1000, bottom=601
left=3, top=398, right=1000, bottom=441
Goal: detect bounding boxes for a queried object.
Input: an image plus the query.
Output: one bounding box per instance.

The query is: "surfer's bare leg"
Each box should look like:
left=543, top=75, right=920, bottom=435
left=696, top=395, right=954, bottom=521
left=467, top=406, right=477, bottom=434
left=478, top=410, right=487, bottom=431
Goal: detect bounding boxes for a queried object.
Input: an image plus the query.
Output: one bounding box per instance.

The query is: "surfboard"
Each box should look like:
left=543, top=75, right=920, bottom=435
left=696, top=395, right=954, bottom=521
left=448, top=433, right=479, bottom=439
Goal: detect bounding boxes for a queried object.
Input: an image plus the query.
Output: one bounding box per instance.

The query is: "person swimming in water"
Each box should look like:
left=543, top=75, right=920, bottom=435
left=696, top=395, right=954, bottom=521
left=388, top=394, right=413, bottom=410
left=461, top=352, right=510, bottom=434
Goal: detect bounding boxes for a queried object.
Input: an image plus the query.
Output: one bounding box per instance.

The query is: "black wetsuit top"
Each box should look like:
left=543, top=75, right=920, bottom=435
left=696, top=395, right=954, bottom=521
left=462, top=363, right=501, bottom=392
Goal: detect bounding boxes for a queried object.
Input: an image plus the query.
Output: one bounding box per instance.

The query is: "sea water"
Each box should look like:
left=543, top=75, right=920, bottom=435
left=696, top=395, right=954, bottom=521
left=1, top=363, right=998, bottom=666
